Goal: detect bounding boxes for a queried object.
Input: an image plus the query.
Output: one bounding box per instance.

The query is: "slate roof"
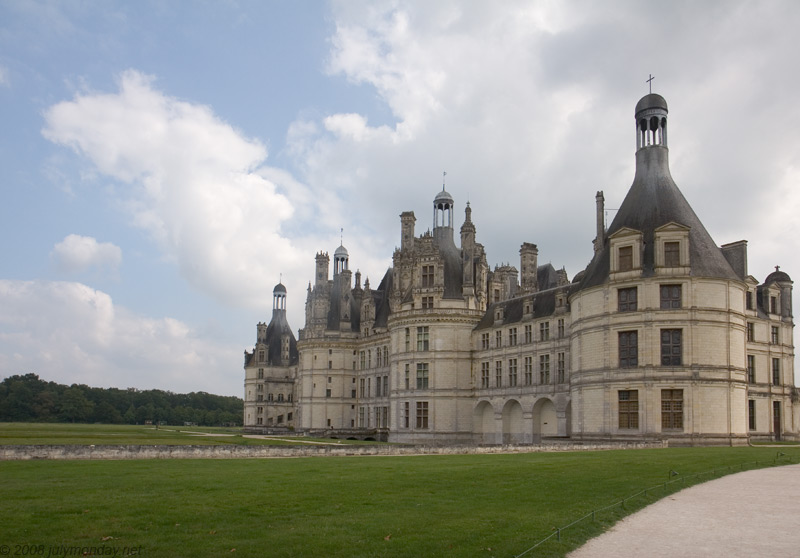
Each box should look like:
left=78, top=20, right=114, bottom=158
left=577, top=112, right=738, bottom=291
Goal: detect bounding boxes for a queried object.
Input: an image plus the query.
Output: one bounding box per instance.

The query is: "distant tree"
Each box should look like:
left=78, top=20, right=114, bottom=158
left=58, top=387, right=94, bottom=423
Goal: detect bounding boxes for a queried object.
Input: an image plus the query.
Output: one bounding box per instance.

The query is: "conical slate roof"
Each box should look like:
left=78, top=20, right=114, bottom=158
left=577, top=97, right=738, bottom=290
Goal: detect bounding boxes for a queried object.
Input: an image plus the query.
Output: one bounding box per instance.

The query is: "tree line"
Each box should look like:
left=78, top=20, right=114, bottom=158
left=0, top=373, right=243, bottom=426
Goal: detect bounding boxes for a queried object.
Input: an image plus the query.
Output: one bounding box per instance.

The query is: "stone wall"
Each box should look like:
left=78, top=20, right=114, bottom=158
left=0, top=440, right=666, bottom=461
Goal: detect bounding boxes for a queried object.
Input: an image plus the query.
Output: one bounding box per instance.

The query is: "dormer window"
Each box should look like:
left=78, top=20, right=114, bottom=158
left=618, top=246, right=633, bottom=271
left=609, top=227, right=643, bottom=277
left=664, top=242, right=680, bottom=266
left=654, top=223, right=690, bottom=273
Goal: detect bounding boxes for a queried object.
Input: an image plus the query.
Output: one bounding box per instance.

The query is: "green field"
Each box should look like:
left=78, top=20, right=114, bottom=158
left=0, top=422, right=370, bottom=446
left=1, top=444, right=797, bottom=557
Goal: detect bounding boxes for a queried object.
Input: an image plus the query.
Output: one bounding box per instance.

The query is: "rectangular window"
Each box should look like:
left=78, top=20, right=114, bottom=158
left=481, top=362, right=490, bottom=388
left=619, top=331, right=638, bottom=368
left=404, top=363, right=410, bottom=390
left=495, top=361, right=502, bottom=387
left=524, top=356, right=533, bottom=385
left=481, top=332, right=489, bottom=350
left=495, top=330, right=502, bottom=348
left=540, top=322, right=550, bottom=341
left=618, top=246, right=633, bottom=271
left=525, top=324, right=532, bottom=343
left=403, top=401, right=410, bottom=428
left=422, top=265, right=434, bottom=287
left=557, top=352, right=565, bottom=383
left=664, top=241, right=680, bottom=267
left=351, top=389, right=356, bottom=399
left=360, top=351, right=366, bottom=369
left=417, top=326, right=429, bottom=351
left=416, top=363, right=429, bottom=390
left=770, top=296, right=778, bottom=315
left=557, top=319, right=565, bottom=339
left=771, top=326, right=779, bottom=345
left=747, top=322, right=755, bottom=342
left=509, top=358, right=518, bottom=387
left=618, top=390, right=639, bottom=429
left=661, top=329, right=682, bottom=366
left=494, top=288, right=500, bottom=303
left=383, top=375, right=389, bottom=397
left=257, top=368, right=264, bottom=379
left=359, top=378, right=365, bottom=398
left=376, top=376, right=381, bottom=397
left=661, top=389, right=683, bottom=430
left=325, top=388, right=331, bottom=398
left=416, top=401, right=429, bottom=429
left=660, top=284, right=682, bottom=309
left=748, top=400, right=756, bottom=431
left=772, top=358, right=780, bottom=386
left=747, top=355, right=755, bottom=383
left=358, top=407, right=365, bottom=428
left=618, top=287, right=638, bottom=312
left=509, top=328, right=517, bottom=346
left=746, top=291, right=753, bottom=310
left=422, top=296, right=434, bottom=309
left=405, top=328, right=410, bottom=351
left=539, top=354, right=550, bottom=384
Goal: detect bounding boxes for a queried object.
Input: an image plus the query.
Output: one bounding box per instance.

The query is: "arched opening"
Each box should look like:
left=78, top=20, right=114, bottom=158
left=473, top=401, right=496, bottom=444
left=532, top=398, right=557, bottom=442
left=501, top=399, right=524, bottom=445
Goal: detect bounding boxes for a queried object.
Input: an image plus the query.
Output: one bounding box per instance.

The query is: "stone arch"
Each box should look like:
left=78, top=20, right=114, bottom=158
left=532, top=397, right=557, bottom=442
left=473, top=400, right=496, bottom=444
left=502, top=399, right=524, bottom=445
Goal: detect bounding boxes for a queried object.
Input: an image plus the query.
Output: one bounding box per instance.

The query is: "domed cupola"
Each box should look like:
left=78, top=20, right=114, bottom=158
left=635, top=93, right=668, bottom=150
left=333, top=244, right=349, bottom=275
left=273, top=282, right=287, bottom=311
left=433, top=187, right=454, bottom=230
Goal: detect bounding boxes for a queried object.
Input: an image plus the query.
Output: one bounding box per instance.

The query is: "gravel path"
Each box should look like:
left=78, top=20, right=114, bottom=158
left=568, top=463, right=800, bottom=557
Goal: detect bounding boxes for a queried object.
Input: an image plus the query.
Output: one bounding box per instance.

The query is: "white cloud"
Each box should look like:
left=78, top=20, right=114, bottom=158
left=0, top=280, right=240, bottom=395
left=42, top=70, right=306, bottom=311
left=0, top=65, right=9, bottom=87
left=288, top=0, right=800, bottom=285
left=51, top=234, right=122, bottom=273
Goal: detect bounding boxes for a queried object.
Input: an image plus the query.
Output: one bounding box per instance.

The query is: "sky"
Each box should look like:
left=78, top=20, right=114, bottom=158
left=1, top=1, right=799, bottom=397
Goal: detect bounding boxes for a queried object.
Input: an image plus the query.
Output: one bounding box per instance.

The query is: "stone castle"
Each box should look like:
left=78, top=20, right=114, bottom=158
left=244, top=93, right=797, bottom=445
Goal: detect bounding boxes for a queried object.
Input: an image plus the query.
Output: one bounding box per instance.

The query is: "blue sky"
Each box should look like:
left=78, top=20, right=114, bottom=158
left=2, top=1, right=799, bottom=396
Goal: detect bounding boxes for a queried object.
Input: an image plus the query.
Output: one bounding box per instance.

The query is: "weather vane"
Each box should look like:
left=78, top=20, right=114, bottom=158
left=646, top=74, right=655, bottom=94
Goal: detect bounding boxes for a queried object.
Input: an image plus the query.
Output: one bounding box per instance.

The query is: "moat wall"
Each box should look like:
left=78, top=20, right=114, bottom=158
left=0, top=441, right=665, bottom=460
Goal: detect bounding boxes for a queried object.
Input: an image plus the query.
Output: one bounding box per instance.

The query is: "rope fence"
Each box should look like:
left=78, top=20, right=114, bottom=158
left=514, top=452, right=797, bottom=557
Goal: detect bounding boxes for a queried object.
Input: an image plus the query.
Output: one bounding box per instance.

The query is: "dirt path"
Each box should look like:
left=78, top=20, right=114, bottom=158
left=568, top=463, right=800, bottom=557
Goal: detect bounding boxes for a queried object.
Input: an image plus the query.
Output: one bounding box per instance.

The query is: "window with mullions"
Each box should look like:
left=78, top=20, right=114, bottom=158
left=557, top=352, right=565, bottom=383
left=661, top=329, right=682, bottom=366
left=747, top=355, right=755, bottom=383
left=417, top=326, right=429, bottom=351
left=619, top=331, right=638, bottom=368
left=660, top=285, right=682, bottom=309
left=481, top=362, right=490, bottom=388
left=748, top=400, right=756, bottom=431
left=524, top=356, right=533, bottom=385
left=481, top=332, right=489, bottom=350
left=618, top=287, right=637, bottom=312
left=496, top=330, right=502, bottom=348
left=539, top=354, right=550, bottom=384
left=618, top=390, right=639, bottom=429
left=416, top=401, right=429, bottom=429
left=508, top=358, right=518, bottom=386
left=540, top=322, right=550, bottom=341
left=416, top=363, right=429, bottom=389
left=524, top=324, right=532, bottom=343
left=509, top=328, right=517, bottom=346
left=421, top=265, right=434, bottom=287
left=771, top=326, right=779, bottom=344
left=495, top=361, right=502, bottom=387
left=661, top=389, right=683, bottom=430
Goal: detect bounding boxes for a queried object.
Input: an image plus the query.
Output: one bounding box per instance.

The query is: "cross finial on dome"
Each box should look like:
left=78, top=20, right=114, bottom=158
left=443, top=170, right=447, bottom=190
left=647, top=74, right=655, bottom=94
left=776, top=265, right=781, bottom=272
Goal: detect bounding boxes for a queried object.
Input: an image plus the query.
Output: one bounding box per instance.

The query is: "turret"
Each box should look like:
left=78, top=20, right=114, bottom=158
left=400, top=211, right=416, bottom=251
left=315, top=252, right=329, bottom=287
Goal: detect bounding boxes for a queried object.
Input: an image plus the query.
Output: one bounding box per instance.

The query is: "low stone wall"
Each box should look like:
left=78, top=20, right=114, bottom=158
left=0, top=440, right=666, bottom=461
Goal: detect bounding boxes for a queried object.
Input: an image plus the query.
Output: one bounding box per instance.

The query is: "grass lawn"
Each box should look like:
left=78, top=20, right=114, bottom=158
left=0, top=422, right=371, bottom=446
left=1, top=446, right=797, bottom=557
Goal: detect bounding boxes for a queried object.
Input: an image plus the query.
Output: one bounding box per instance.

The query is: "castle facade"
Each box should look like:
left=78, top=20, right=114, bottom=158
left=244, top=93, right=797, bottom=445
